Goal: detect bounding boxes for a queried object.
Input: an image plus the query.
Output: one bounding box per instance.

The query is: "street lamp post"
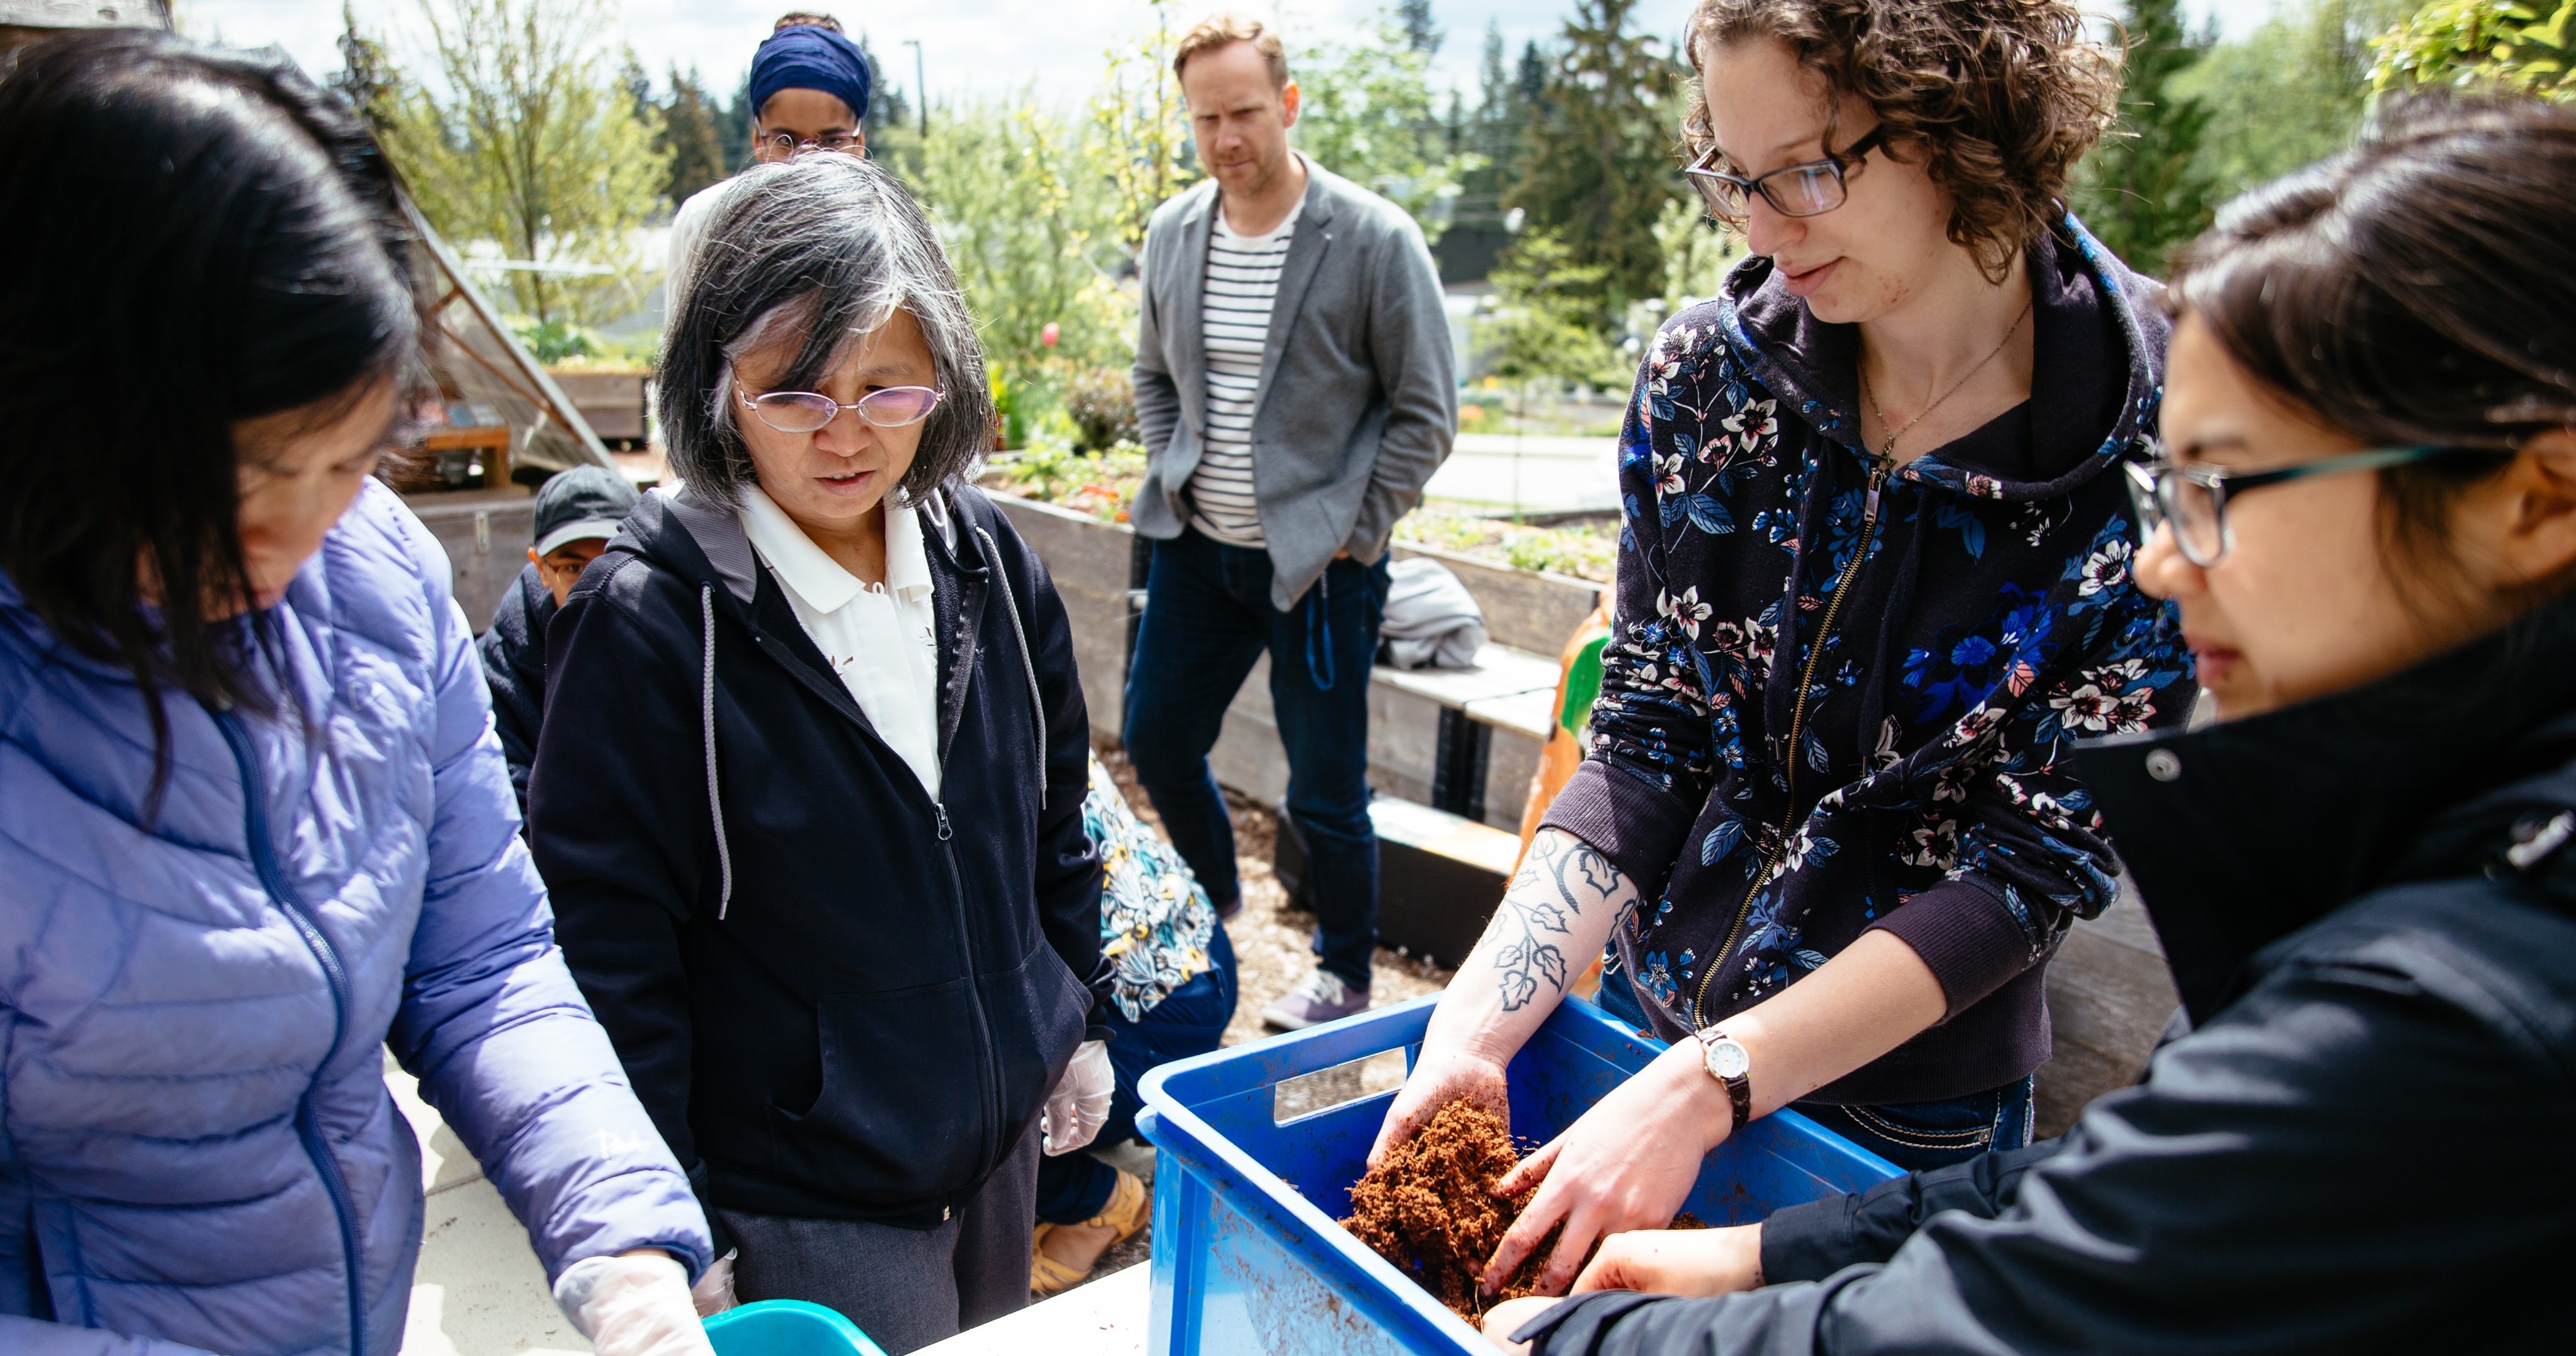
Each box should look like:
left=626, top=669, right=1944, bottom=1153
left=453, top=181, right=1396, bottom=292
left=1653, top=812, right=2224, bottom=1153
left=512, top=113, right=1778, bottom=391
left=902, top=39, right=925, bottom=137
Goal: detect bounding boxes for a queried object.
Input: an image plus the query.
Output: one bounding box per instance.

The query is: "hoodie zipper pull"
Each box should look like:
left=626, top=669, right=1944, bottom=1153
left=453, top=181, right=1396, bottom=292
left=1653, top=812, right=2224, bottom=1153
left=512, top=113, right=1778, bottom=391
left=935, top=802, right=954, bottom=841
left=1862, top=456, right=1892, bottom=527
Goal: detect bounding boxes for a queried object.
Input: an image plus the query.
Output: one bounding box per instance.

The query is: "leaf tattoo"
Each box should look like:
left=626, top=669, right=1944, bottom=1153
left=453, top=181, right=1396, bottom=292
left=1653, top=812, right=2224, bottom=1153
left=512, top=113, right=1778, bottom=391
left=1493, top=836, right=1624, bottom=1011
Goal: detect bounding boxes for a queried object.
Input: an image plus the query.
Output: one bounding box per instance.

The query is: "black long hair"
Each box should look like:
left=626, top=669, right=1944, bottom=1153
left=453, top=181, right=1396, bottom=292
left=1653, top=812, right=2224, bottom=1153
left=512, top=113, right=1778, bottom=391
left=2168, top=94, right=2576, bottom=603
left=0, top=30, right=427, bottom=800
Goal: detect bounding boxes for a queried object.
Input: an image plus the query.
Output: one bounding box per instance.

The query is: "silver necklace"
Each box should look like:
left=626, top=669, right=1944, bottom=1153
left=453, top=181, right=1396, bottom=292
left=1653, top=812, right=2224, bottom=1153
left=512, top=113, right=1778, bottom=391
left=1859, top=300, right=2034, bottom=460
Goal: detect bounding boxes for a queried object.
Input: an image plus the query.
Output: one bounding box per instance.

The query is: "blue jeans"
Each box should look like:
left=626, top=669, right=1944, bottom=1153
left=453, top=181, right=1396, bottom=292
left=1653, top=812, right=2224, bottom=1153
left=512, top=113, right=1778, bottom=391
left=1122, top=530, right=1390, bottom=989
left=1595, top=970, right=2035, bottom=1173
left=1035, top=926, right=1240, bottom=1223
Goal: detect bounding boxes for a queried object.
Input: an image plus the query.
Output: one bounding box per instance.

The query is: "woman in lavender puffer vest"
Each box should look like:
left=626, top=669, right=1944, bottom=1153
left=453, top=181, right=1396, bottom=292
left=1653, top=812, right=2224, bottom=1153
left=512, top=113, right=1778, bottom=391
left=0, top=33, right=711, bottom=1356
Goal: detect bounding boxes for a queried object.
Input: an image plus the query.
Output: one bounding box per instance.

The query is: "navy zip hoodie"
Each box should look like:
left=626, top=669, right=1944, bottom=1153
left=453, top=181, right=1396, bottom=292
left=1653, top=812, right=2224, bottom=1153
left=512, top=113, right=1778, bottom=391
left=1541, top=219, right=2194, bottom=1103
left=529, top=482, right=1109, bottom=1239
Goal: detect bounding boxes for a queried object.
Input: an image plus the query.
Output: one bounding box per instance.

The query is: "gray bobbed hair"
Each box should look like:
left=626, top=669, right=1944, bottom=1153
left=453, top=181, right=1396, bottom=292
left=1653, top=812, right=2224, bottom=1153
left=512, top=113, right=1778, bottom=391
left=659, top=154, right=994, bottom=505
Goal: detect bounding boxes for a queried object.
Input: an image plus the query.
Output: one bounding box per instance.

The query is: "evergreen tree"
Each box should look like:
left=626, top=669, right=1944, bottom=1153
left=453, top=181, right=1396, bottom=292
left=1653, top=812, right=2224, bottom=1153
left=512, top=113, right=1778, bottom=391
left=660, top=64, right=728, bottom=207
left=1397, top=0, right=1439, bottom=54
left=619, top=47, right=654, bottom=127
left=1506, top=0, right=1683, bottom=319
left=2075, top=0, right=2217, bottom=276
left=329, top=2, right=399, bottom=136
left=721, top=76, right=755, bottom=174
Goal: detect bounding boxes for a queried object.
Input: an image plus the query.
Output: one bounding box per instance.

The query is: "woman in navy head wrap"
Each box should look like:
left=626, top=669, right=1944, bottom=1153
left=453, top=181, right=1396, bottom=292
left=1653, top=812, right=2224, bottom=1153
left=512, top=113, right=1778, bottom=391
left=667, top=13, right=874, bottom=287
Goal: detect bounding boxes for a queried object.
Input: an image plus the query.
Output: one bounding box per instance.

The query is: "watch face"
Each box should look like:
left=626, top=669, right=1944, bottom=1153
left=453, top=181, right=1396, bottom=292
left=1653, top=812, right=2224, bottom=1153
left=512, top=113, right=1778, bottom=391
left=1707, top=1037, right=1750, bottom=1081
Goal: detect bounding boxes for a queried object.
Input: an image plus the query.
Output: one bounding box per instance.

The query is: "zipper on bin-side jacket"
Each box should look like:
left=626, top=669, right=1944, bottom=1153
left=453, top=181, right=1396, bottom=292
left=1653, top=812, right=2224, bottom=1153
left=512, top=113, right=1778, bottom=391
left=702, top=502, right=1033, bottom=1200
left=1692, top=455, right=1893, bottom=1027
left=212, top=707, right=367, bottom=1356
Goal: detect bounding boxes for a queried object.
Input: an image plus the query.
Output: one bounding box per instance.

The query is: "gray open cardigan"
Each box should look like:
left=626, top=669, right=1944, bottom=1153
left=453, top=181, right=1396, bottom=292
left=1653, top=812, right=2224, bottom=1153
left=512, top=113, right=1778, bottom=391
left=1130, top=154, right=1457, bottom=612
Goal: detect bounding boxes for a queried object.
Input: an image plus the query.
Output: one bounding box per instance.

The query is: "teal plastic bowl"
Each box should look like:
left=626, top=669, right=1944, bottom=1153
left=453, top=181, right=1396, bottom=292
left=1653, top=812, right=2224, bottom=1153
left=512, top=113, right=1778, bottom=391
left=702, top=1299, right=888, bottom=1356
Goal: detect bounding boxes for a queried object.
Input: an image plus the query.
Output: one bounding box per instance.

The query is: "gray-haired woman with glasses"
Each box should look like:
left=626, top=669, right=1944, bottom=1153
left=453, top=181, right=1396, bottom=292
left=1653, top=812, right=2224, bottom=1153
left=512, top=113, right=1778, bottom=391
left=1374, top=0, right=2197, bottom=1300
left=529, top=153, right=1116, bottom=1353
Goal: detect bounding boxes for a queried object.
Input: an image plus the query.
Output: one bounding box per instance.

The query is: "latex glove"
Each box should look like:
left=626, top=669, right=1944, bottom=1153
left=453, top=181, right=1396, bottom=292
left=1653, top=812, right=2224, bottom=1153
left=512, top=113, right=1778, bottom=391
left=1041, top=1039, right=1114, bottom=1156
left=554, top=1250, right=718, bottom=1356
left=690, top=1250, right=738, bottom=1318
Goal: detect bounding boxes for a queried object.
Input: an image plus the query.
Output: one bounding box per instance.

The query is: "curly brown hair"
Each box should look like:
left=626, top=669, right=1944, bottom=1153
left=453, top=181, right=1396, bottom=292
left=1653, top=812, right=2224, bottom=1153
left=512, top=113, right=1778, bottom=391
left=1683, top=0, right=2121, bottom=280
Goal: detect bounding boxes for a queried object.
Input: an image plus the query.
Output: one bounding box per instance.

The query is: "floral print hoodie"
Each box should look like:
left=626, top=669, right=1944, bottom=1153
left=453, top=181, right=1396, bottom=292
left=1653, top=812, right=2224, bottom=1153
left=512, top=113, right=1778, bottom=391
left=1540, top=220, right=2193, bottom=1104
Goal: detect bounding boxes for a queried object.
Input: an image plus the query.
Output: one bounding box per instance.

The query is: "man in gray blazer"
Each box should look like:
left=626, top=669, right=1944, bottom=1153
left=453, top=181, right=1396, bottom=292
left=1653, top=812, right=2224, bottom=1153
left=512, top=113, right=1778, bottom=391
left=1124, top=13, right=1455, bottom=1030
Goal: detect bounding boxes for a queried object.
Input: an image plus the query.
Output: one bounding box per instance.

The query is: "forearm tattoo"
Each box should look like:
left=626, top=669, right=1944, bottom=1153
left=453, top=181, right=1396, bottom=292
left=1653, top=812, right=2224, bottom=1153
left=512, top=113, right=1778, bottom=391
left=1492, top=833, right=1624, bottom=1011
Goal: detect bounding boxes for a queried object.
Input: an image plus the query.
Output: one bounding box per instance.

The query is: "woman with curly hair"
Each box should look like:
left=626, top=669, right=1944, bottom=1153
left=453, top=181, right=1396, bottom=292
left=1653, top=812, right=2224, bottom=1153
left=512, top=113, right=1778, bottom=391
left=1484, top=91, right=2576, bottom=1354
left=1375, top=0, right=2192, bottom=1294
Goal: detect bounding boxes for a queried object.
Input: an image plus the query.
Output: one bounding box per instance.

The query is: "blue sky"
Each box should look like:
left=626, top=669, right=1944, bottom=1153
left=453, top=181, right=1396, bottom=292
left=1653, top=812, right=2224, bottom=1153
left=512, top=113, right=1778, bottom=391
left=178, top=0, right=2291, bottom=109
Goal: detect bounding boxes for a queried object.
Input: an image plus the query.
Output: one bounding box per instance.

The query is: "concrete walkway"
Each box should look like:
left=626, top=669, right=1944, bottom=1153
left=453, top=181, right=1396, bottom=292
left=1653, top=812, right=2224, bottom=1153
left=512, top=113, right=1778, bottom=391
left=1422, top=433, right=1620, bottom=518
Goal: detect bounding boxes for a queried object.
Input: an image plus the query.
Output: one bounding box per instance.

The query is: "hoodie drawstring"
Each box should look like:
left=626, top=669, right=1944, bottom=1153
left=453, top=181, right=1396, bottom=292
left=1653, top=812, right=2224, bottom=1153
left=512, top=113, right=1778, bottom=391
left=973, top=524, right=1050, bottom=802
left=1305, top=569, right=1336, bottom=692
left=701, top=584, right=735, bottom=920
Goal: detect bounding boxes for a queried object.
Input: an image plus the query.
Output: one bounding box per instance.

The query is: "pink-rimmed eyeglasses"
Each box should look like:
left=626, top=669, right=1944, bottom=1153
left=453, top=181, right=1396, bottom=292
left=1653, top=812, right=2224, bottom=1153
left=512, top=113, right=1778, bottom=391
left=735, top=381, right=945, bottom=433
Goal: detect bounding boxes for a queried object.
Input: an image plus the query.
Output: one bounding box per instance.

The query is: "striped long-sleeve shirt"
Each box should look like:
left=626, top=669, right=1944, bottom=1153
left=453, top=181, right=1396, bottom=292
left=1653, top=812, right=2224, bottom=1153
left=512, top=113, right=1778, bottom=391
left=1186, top=211, right=1296, bottom=547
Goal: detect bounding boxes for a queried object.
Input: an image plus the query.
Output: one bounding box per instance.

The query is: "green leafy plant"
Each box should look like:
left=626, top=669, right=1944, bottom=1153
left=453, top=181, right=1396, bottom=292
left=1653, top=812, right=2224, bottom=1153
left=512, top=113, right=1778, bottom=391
left=1063, top=366, right=1140, bottom=451
left=2075, top=0, right=2219, bottom=276
left=513, top=316, right=599, bottom=363
left=2373, top=0, right=2576, bottom=97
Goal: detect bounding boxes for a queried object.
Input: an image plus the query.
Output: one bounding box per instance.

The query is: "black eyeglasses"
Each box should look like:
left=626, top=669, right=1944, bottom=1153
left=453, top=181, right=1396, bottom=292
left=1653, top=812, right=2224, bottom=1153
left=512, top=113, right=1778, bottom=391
left=1682, top=126, right=1887, bottom=220
left=2122, top=442, right=2502, bottom=566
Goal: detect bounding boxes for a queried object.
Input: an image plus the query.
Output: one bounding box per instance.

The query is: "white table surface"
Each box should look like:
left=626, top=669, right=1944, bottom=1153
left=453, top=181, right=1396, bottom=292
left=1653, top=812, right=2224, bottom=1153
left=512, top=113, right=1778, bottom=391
left=913, top=1261, right=1149, bottom=1356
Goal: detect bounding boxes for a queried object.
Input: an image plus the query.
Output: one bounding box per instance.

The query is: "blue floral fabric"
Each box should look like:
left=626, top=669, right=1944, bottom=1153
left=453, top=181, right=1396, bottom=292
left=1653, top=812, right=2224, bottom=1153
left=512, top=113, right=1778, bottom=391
left=1086, top=753, right=1218, bottom=1022
left=1539, top=219, right=2195, bottom=1103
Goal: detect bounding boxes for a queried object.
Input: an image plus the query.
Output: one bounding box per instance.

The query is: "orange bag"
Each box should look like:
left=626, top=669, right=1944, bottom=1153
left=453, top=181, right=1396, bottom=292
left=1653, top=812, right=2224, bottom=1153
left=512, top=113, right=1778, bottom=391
left=1513, top=600, right=1613, bottom=998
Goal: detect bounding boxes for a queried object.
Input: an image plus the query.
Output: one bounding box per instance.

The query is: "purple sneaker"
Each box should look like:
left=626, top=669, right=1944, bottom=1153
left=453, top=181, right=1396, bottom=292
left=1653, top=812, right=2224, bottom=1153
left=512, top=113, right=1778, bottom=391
left=1261, top=971, right=1371, bottom=1030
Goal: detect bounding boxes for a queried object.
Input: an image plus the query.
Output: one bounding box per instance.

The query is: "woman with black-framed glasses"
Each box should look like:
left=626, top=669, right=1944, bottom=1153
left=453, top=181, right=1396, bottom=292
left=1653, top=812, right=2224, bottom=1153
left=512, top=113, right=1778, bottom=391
left=1375, top=0, right=2196, bottom=1299
left=1481, top=92, right=2576, bottom=1356
left=531, top=154, right=1114, bottom=1352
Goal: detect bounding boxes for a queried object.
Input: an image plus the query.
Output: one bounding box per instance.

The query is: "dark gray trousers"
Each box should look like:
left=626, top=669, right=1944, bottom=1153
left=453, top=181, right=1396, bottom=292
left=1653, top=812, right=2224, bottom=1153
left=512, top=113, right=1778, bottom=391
left=717, top=1121, right=1040, bottom=1355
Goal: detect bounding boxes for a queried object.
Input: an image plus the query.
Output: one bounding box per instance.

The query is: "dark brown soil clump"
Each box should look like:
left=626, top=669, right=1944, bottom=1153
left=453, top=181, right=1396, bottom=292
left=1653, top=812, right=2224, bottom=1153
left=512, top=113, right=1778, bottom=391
left=1340, top=1102, right=1545, bottom=1318
left=1339, top=1103, right=1719, bottom=1319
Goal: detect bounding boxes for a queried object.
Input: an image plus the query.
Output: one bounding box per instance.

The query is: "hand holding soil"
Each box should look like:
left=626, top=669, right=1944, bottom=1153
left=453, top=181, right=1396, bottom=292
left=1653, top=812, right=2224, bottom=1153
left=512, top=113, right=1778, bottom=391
left=1342, top=1102, right=1550, bottom=1319
left=1479, top=1042, right=1737, bottom=1295
left=1368, top=1047, right=1511, bottom=1171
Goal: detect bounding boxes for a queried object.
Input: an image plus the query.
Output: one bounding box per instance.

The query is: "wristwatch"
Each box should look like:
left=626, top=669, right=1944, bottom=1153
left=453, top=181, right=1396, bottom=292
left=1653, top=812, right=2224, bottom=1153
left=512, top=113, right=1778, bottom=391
left=1695, top=1028, right=1753, bottom=1132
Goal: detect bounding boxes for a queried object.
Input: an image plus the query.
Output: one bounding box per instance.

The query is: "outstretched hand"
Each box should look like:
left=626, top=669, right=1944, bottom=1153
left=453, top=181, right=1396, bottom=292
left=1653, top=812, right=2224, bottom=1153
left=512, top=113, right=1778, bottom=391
left=1478, top=1042, right=1734, bottom=1296
left=1369, top=1047, right=1510, bottom=1170
left=1572, top=1223, right=1765, bottom=1297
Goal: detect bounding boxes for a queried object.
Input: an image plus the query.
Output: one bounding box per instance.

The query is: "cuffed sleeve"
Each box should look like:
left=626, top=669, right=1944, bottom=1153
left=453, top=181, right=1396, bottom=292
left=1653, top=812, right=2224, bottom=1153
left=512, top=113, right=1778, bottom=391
left=1540, top=760, right=1698, bottom=899
left=1869, top=877, right=2047, bottom=1018
left=1759, top=1139, right=2066, bottom=1284
left=392, top=528, right=711, bottom=1285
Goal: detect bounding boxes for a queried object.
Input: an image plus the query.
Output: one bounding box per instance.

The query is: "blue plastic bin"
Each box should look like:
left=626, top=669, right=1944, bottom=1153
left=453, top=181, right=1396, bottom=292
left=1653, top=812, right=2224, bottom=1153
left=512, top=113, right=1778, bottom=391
left=703, top=1299, right=887, bottom=1356
left=1135, top=993, right=1900, bottom=1356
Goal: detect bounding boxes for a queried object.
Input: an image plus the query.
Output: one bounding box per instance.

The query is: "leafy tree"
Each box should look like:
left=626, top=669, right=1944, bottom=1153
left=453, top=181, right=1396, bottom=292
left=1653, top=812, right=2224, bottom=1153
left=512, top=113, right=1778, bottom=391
left=1297, top=5, right=1476, bottom=240
left=1652, top=197, right=1741, bottom=314
left=907, top=99, right=1131, bottom=397
left=2174, top=0, right=2418, bottom=201
left=660, top=65, right=728, bottom=207
left=1507, top=0, right=1686, bottom=321
left=330, top=3, right=399, bottom=136
left=2075, top=0, right=2218, bottom=276
left=1479, top=230, right=1627, bottom=401
left=1090, top=0, right=1198, bottom=252
left=2373, top=0, right=2576, bottom=98
left=379, top=0, right=670, bottom=326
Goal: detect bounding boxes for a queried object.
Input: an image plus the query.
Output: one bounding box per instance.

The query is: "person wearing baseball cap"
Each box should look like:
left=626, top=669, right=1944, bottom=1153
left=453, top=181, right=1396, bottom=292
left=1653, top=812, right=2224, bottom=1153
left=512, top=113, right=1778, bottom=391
left=666, top=13, right=874, bottom=298
left=480, top=464, right=641, bottom=818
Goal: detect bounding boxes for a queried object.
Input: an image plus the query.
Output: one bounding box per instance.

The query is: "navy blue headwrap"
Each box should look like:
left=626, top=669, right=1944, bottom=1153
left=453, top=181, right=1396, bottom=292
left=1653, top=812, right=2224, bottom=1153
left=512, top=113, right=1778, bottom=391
left=748, top=25, right=873, bottom=124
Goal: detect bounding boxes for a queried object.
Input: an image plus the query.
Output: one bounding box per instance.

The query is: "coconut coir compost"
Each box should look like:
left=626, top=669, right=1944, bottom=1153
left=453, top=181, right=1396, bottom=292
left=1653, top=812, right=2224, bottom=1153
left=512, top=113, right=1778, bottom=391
left=1339, top=1101, right=1710, bottom=1320
left=1339, top=1101, right=1548, bottom=1318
